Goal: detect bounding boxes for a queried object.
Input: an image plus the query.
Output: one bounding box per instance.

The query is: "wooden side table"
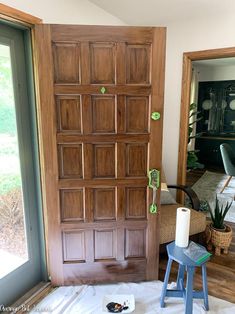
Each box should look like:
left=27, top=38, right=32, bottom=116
left=160, top=241, right=210, bottom=314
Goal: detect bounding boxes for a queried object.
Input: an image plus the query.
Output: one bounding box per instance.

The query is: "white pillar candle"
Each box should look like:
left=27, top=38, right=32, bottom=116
left=175, top=207, right=191, bottom=248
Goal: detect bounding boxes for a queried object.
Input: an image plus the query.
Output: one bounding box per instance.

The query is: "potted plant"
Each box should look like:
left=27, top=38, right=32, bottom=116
left=206, top=195, right=233, bottom=256
left=187, top=103, right=204, bottom=170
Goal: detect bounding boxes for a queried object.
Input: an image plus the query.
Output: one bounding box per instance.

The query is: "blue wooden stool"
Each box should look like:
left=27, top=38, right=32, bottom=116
left=160, top=241, right=210, bottom=314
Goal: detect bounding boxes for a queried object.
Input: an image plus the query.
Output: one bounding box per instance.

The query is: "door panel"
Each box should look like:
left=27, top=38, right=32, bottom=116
left=35, top=25, right=166, bottom=285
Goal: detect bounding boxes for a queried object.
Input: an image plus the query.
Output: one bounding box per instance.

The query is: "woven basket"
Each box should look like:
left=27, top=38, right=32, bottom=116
left=210, top=224, right=232, bottom=248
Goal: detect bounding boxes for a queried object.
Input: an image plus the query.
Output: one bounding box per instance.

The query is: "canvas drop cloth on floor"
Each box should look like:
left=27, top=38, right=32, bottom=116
left=30, top=281, right=235, bottom=314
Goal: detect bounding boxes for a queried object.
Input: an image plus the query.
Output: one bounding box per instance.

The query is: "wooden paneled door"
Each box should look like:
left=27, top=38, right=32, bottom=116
left=34, top=25, right=166, bottom=285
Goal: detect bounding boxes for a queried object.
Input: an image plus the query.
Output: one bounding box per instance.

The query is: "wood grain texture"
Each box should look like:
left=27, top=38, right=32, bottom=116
left=60, top=189, right=84, bottom=222
left=34, top=25, right=64, bottom=285
left=54, top=84, right=151, bottom=95
left=177, top=46, right=235, bottom=203
left=35, top=24, right=166, bottom=285
left=51, top=25, right=154, bottom=42
left=147, top=27, right=166, bottom=280
left=0, top=3, right=42, bottom=25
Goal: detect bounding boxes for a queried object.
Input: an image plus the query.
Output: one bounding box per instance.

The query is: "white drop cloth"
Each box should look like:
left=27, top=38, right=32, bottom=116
left=30, top=281, right=235, bottom=314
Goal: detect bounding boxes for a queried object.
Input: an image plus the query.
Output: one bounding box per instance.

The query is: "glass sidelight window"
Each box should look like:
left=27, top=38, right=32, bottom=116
left=0, top=22, right=46, bottom=307
left=0, top=43, right=29, bottom=279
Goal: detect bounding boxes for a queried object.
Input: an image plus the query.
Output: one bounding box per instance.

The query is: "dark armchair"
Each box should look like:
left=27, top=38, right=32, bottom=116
left=220, top=143, right=235, bottom=193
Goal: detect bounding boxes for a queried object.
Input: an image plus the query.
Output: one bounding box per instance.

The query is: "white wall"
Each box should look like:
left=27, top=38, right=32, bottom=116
left=163, top=15, right=235, bottom=183
left=1, top=0, right=125, bottom=24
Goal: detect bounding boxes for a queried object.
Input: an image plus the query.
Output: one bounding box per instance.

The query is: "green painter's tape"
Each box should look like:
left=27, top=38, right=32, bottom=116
left=150, top=204, right=158, bottom=214
left=151, top=112, right=161, bottom=120
left=100, top=86, right=106, bottom=94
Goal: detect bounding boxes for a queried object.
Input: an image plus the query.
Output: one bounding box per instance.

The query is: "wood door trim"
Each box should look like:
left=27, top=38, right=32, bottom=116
left=177, top=46, right=235, bottom=202
left=0, top=3, right=42, bottom=26
left=34, top=25, right=64, bottom=285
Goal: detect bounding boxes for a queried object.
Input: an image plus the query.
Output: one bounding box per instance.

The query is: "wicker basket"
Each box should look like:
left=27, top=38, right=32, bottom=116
left=209, top=224, right=233, bottom=255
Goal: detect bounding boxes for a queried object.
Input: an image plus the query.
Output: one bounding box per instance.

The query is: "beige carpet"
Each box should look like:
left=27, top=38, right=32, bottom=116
left=192, top=171, right=235, bottom=223
left=30, top=281, right=235, bottom=313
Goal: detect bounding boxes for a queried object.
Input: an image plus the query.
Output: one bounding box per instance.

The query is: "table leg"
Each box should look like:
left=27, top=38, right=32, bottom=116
left=176, top=264, right=185, bottom=290
left=160, top=258, right=173, bottom=308
left=185, top=266, right=194, bottom=314
left=202, top=264, right=209, bottom=311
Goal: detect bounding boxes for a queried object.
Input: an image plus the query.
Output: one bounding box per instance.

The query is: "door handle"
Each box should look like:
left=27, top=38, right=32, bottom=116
left=148, top=169, right=160, bottom=214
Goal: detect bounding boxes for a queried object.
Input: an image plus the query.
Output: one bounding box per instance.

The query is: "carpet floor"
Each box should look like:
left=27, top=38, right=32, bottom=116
left=191, top=171, right=235, bottom=223
left=30, top=281, right=235, bottom=313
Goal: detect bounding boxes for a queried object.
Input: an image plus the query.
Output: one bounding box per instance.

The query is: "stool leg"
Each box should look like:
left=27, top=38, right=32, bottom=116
left=176, top=264, right=185, bottom=290
left=185, top=266, right=194, bottom=314
left=160, top=258, right=173, bottom=308
left=202, top=264, right=209, bottom=311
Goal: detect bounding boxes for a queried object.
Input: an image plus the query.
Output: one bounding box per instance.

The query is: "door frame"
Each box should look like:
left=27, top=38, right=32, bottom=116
left=177, top=46, right=235, bottom=202
left=0, top=4, right=48, bottom=306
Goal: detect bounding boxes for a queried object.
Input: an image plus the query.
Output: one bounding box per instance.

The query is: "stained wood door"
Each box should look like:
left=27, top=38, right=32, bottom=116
left=34, top=25, right=166, bottom=285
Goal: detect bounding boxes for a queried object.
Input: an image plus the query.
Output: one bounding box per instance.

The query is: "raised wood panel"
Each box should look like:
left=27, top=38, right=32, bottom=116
left=126, top=144, right=147, bottom=177
left=126, top=187, right=147, bottom=219
left=125, top=228, right=146, bottom=258
left=94, top=229, right=116, bottom=260
left=92, top=96, right=116, bottom=133
left=53, top=42, right=80, bottom=84
left=63, top=230, right=85, bottom=262
left=59, top=145, right=83, bottom=178
left=94, top=188, right=116, bottom=221
left=60, top=189, right=84, bottom=222
left=126, top=44, right=150, bottom=84
left=57, top=96, right=81, bottom=132
left=90, top=42, right=116, bottom=84
left=126, top=96, right=149, bottom=133
left=94, top=144, right=115, bottom=178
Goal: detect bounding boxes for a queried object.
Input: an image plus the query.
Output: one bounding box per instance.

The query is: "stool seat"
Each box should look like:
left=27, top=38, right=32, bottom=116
left=160, top=241, right=210, bottom=314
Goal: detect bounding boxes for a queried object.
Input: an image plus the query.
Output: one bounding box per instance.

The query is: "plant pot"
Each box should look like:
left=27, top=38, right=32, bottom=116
left=206, top=223, right=233, bottom=256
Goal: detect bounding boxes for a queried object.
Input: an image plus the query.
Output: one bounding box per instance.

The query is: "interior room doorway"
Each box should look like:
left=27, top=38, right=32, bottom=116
left=178, top=47, right=235, bottom=223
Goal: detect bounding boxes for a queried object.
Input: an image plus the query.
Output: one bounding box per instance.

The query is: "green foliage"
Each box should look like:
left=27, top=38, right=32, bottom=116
left=187, top=103, right=204, bottom=169
left=0, top=104, right=16, bottom=135
left=199, top=200, right=210, bottom=212
left=208, top=195, right=232, bottom=229
left=0, top=174, right=21, bottom=195
left=0, top=55, right=16, bottom=135
left=187, top=150, right=204, bottom=169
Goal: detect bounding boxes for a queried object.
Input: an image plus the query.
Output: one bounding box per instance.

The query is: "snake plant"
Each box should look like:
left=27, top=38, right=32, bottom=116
left=208, top=195, right=232, bottom=230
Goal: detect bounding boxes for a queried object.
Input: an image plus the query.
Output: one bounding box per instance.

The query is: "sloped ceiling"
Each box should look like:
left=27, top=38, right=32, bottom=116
left=90, top=0, right=235, bottom=25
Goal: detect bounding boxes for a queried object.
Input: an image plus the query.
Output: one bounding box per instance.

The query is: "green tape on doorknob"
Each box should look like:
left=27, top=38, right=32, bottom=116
left=151, top=112, right=161, bottom=120
left=150, top=204, right=158, bottom=214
